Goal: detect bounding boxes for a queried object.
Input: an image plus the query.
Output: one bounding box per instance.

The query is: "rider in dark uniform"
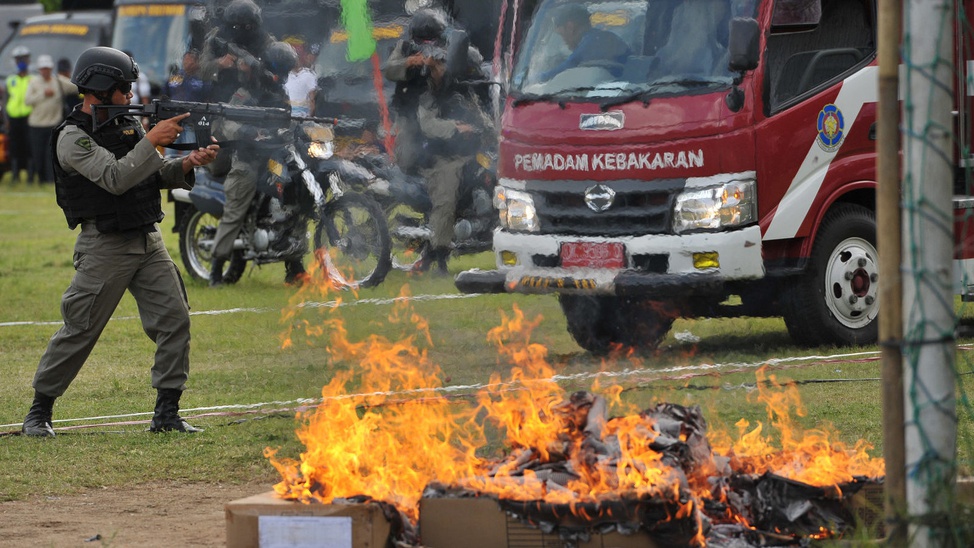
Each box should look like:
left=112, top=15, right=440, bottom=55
left=383, top=8, right=491, bottom=274
left=207, top=40, right=308, bottom=286
left=21, top=47, right=219, bottom=437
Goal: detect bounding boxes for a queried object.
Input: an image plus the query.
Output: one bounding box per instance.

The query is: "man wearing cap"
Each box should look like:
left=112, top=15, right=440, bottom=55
left=4, top=45, right=33, bottom=181
left=25, top=54, right=78, bottom=183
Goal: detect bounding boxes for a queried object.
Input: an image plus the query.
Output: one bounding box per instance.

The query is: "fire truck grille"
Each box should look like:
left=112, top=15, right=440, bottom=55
left=527, top=179, right=681, bottom=236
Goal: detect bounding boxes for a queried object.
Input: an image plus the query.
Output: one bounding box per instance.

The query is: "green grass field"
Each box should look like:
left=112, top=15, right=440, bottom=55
left=1, top=180, right=971, bottom=520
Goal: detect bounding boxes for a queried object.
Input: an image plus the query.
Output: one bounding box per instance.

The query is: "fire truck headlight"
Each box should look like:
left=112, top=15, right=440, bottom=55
left=494, top=185, right=539, bottom=232
left=672, top=179, right=756, bottom=233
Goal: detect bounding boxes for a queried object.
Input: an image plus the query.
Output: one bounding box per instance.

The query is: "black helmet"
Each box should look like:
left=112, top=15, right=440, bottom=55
left=223, top=0, right=261, bottom=37
left=72, top=47, right=139, bottom=92
left=263, top=41, right=297, bottom=79
left=408, top=8, right=448, bottom=44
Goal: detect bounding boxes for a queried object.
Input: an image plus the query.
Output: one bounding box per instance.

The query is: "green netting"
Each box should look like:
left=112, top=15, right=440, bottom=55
left=899, top=0, right=974, bottom=544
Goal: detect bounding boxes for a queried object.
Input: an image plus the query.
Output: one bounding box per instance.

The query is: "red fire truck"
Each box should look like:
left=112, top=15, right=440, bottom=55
left=455, top=0, right=974, bottom=353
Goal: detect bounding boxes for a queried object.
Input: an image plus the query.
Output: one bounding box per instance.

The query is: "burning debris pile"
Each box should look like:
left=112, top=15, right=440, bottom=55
left=268, top=294, right=884, bottom=547
left=423, top=395, right=881, bottom=547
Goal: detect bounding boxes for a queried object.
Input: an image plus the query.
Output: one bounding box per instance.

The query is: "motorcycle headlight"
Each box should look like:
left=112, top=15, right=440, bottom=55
left=307, top=140, right=334, bottom=160
left=673, top=178, right=757, bottom=233
left=494, top=184, right=539, bottom=232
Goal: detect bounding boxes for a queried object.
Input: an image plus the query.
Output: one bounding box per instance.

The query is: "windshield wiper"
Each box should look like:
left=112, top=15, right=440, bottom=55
left=511, top=92, right=547, bottom=107
left=511, top=86, right=601, bottom=107
left=599, top=77, right=728, bottom=109
left=600, top=91, right=652, bottom=110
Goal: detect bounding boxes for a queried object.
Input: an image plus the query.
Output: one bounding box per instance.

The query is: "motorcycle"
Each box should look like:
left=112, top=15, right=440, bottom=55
left=330, top=149, right=498, bottom=272
left=171, top=121, right=393, bottom=288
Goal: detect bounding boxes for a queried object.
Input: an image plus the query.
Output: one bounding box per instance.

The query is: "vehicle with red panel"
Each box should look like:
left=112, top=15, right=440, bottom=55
left=455, top=0, right=974, bottom=353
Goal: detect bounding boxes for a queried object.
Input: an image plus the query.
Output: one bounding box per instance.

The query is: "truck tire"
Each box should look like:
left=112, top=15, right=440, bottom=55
left=618, top=297, right=676, bottom=350
left=780, top=203, right=879, bottom=346
left=559, top=295, right=674, bottom=355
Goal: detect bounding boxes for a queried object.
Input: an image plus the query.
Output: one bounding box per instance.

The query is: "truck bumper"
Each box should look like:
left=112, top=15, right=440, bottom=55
left=455, top=225, right=765, bottom=297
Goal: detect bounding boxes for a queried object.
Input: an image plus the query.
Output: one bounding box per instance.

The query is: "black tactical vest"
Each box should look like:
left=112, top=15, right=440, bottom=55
left=53, top=109, right=165, bottom=233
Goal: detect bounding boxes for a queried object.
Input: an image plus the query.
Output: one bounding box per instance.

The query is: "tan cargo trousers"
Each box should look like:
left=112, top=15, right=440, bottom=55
left=32, top=223, right=192, bottom=397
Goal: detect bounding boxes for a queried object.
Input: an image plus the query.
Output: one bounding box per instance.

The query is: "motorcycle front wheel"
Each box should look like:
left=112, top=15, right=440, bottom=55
left=385, top=202, right=427, bottom=271
left=314, top=193, right=392, bottom=288
left=178, top=207, right=246, bottom=283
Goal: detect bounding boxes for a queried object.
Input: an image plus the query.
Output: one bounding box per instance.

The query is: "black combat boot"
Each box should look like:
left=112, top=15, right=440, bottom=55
left=208, top=258, right=225, bottom=287
left=412, top=248, right=433, bottom=273
left=149, top=388, right=203, bottom=433
left=432, top=247, right=450, bottom=276
left=22, top=391, right=57, bottom=437
left=413, top=246, right=449, bottom=275
left=284, top=260, right=307, bottom=286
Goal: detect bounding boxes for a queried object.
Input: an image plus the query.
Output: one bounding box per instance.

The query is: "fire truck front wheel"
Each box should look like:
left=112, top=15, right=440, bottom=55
left=781, top=203, right=879, bottom=347
left=559, top=295, right=675, bottom=355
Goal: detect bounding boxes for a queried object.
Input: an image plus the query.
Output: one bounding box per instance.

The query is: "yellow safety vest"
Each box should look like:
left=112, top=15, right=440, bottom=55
left=5, top=74, right=32, bottom=118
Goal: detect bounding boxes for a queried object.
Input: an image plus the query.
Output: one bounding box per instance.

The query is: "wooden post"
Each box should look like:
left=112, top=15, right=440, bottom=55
left=876, top=0, right=907, bottom=544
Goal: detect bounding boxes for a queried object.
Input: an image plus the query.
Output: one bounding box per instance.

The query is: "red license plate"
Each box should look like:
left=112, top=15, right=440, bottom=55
left=560, top=241, right=626, bottom=269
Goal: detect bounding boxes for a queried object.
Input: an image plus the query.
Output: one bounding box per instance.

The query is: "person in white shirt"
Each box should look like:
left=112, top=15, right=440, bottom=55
left=24, top=54, right=78, bottom=183
left=283, top=36, right=319, bottom=116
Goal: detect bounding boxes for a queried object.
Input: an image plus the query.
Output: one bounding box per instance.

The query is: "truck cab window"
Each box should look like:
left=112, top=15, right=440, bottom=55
left=766, top=0, right=875, bottom=111
left=511, top=0, right=753, bottom=99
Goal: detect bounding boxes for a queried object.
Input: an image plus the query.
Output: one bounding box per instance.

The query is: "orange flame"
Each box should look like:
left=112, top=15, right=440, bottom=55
left=709, top=368, right=885, bottom=488
left=269, top=283, right=881, bottom=545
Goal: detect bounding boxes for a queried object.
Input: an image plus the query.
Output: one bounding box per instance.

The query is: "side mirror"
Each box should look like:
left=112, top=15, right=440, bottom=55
left=727, top=17, right=760, bottom=73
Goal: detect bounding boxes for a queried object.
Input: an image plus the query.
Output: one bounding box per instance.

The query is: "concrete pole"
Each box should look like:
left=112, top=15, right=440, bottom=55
left=902, top=0, right=958, bottom=545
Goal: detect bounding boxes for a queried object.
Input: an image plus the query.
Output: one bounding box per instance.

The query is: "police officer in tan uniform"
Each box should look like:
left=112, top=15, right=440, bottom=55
left=21, top=47, right=219, bottom=437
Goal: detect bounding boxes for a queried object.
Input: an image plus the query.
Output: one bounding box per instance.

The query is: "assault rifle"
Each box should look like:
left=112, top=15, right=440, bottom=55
left=208, top=37, right=262, bottom=74
left=90, top=98, right=360, bottom=149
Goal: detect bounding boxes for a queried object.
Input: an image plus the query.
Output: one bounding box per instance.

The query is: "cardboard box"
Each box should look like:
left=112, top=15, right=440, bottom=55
left=847, top=480, right=885, bottom=537
left=225, top=492, right=392, bottom=548
left=419, top=497, right=661, bottom=548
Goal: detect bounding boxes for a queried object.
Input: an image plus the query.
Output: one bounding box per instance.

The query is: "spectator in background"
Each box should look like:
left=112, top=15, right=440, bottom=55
left=283, top=35, right=319, bottom=116
left=163, top=50, right=208, bottom=101
left=25, top=54, right=78, bottom=183
left=58, top=58, right=82, bottom=113
left=162, top=49, right=209, bottom=150
left=4, top=45, right=33, bottom=182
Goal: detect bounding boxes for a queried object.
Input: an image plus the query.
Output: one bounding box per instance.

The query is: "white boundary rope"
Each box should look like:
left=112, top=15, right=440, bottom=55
left=0, top=292, right=481, bottom=327
left=0, top=349, right=887, bottom=430
left=8, top=292, right=959, bottom=432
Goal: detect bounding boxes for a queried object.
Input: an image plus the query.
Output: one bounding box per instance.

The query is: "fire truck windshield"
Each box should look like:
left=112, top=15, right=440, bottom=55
left=510, top=0, right=757, bottom=99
